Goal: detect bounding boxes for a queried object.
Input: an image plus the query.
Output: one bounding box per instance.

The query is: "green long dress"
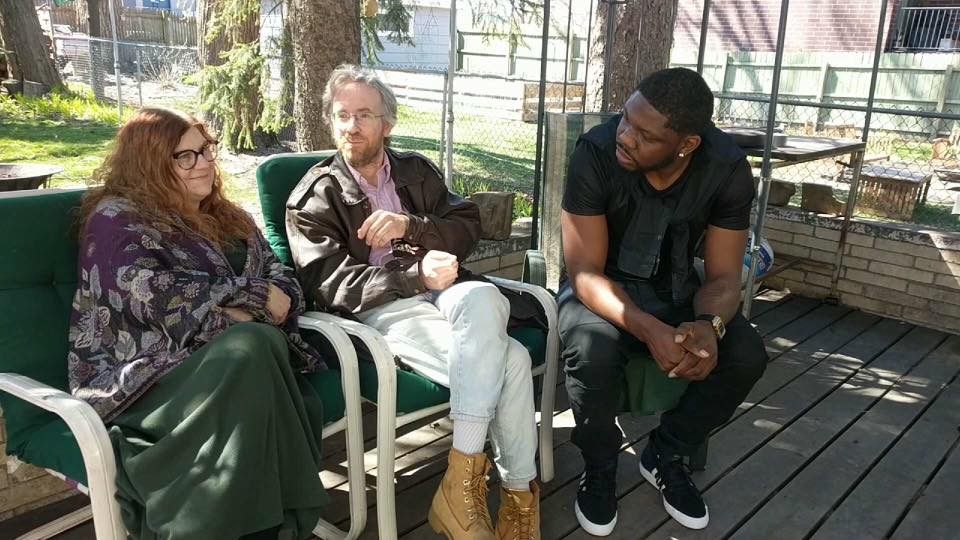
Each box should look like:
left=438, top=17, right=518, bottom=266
left=107, top=241, right=329, bottom=540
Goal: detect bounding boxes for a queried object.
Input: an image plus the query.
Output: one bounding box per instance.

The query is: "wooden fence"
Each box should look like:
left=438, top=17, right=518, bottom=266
left=50, top=6, right=197, bottom=47
left=671, top=50, right=960, bottom=136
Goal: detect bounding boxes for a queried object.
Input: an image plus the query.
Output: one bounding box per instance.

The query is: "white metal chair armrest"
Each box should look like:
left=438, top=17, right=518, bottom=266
left=485, top=276, right=560, bottom=482
left=301, top=311, right=400, bottom=540
left=0, top=374, right=125, bottom=540
left=296, top=315, right=366, bottom=539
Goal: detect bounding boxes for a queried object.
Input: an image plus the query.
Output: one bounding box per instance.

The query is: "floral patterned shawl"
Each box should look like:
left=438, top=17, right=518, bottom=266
left=68, top=197, right=325, bottom=421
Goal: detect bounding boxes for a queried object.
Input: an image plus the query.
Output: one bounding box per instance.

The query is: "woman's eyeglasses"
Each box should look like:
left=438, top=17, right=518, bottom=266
left=172, top=143, right=218, bottom=170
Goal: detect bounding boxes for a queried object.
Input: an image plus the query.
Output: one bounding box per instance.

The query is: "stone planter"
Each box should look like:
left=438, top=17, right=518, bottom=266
left=468, top=191, right=515, bottom=240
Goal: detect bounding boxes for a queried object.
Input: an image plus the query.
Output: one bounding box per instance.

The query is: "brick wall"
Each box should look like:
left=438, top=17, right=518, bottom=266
left=461, top=218, right=532, bottom=280
left=762, top=206, right=960, bottom=334
left=673, top=0, right=901, bottom=53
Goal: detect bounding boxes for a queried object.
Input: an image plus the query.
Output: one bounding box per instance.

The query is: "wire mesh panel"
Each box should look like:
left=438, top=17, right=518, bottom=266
left=53, top=35, right=199, bottom=111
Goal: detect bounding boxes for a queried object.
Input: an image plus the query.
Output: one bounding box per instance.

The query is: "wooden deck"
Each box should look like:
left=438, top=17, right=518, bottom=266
left=7, top=291, right=960, bottom=539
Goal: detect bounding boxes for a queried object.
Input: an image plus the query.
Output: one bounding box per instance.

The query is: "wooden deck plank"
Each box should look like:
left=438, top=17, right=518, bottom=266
left=751, top=295, right=822, bottom=337
left=811, top=373, right=960, bottom=540
left=647, top=327, right=947, bottom=539
left=730, top=335, right=960, bottom=540
left=369, top=293, right=840, bottom=537
left=564, top=319, right=923, bottom=539
left=420, top=306, right=874, bottom=539
left=888, top=391, right=960, bottom=540
left=747, top=289, right=792, bottom=319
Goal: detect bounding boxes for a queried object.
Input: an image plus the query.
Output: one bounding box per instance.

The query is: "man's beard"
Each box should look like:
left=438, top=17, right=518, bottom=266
left=634, top=151, right=678, bottom=174
left=341, top=138, right=384, bottom=169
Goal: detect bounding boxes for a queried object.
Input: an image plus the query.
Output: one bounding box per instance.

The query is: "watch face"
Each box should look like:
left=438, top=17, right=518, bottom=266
left=712, top=316, right=726, bottom=339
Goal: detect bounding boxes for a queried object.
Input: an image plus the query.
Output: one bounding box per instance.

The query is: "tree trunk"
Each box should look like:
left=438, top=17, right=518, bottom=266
left=289, top=0, right=360, bottom=151
left=81, top=0, right=113, bottom=100
left=0, top=0, right=63, bottom=89
left=585, top=0, right=677, bottom=112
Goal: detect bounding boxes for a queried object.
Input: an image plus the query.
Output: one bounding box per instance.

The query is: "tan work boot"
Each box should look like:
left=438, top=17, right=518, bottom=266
left=496, top=481, right=541, bottom=540
left=428, top=448, right=496, bottom=539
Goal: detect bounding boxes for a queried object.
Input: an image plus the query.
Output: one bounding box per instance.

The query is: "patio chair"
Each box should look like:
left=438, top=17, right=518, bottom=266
left=256, top=151, right=560, bottom=540
left=0, top=190, right=368, bottom=540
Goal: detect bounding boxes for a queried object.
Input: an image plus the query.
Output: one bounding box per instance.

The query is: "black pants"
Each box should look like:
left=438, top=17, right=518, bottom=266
left=558, top=283, right=768, bottom=461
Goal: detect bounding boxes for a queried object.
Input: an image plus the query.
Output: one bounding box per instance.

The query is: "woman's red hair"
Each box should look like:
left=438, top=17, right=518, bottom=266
left=80, top=107, right=254, bottom=248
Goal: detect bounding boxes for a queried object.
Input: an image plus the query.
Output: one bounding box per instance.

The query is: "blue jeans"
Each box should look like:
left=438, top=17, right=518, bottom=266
left=357, top=281, right=538, bottom=485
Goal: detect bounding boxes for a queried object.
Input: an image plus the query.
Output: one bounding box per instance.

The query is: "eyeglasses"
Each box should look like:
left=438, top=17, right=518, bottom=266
left=172, top=143, right=218, bottom=170
left=332, top=111, right=385, bottom=127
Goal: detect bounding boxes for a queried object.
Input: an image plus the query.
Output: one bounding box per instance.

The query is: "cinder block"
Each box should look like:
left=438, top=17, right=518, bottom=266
left=764, top=227, right=793, bottom=244
left=906, top=282, right=960, bottom=304
left=850, top=246, right=914, bottom=268
left=914, top=257, right=960, bottom=275
left=935, top=273, right=960, bottom=290
left=837, top=279, right=863, bottom=295
left=868, top=261, right=933, bottom=284
left=841, top=293, right=903, bottom=318
left=903, top=307, right=960, bottom=334
left=861, top=284, right=928, bottom=310
left=844, top=232, right=875, bottom=248
left=841, top=256, right=869, bottom=270
left=774, top=243, right=811, bottom=259
left=875, top=238, right=941, bottom=260
left=844, top=268, right=908, bottom=292
left=792, top=234, right=839, bottom=253
left=814, top=227, right=841, bottom=241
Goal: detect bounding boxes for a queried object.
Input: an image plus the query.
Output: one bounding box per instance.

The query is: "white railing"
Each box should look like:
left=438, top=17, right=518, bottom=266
left=894, top=7, right=960, bottom=52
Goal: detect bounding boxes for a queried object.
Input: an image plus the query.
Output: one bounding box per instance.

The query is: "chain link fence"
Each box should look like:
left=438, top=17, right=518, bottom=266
left=53, top=35, right=199, bottom=111
left=718, top=95, right=960, bottom=230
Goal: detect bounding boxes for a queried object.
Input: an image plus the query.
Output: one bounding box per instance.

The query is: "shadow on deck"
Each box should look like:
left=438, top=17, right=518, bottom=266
left=5, top=291, right=960, bottom=539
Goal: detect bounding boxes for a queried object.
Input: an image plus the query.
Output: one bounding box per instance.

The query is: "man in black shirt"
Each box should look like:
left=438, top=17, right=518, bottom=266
left=560, top=68, right=767, bottom=535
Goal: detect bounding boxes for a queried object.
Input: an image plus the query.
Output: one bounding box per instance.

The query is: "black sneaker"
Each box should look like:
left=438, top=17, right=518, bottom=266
left=639, top=441, right=709, bottom=529
left=574, top=457, right=618, bottom=536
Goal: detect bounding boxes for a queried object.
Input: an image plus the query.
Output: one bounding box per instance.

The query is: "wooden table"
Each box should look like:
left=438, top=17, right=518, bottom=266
left=742, top=135, right=866, bottom=168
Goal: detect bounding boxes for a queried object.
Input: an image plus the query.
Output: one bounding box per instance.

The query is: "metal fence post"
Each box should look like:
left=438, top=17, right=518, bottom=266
left=828, top=0, right=891, bottom=300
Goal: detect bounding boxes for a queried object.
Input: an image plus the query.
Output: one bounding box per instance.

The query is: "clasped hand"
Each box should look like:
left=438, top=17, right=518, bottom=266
left=644, top=319, right=718, bottom=381
left=222, top=283, right=291, bottom=325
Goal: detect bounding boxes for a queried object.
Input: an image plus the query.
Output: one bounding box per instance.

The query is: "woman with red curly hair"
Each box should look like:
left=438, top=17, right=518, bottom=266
left=68, top=108, right=329, bottom=540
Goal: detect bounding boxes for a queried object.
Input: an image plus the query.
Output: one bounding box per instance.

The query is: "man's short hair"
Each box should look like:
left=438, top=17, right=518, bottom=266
left=323, top=64, right=399, bottom=126
left=636, top=68, right=714, bottom=135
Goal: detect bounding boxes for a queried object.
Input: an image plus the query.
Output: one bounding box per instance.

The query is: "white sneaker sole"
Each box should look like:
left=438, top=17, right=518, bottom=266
left=574, top=499, right=617, bottom=536
left=639, top=459, right=710, bottom=530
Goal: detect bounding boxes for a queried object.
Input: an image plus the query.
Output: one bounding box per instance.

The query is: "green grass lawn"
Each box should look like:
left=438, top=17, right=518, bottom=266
left=0, top=90, right=124, bottom=187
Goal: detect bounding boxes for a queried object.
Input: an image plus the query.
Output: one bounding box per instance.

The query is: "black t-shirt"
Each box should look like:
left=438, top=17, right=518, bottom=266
left=562, top=118, right=755, bottom=287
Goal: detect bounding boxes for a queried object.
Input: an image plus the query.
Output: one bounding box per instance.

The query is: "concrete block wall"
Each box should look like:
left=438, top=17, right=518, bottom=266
left=762, top=206, right=960, bottom=334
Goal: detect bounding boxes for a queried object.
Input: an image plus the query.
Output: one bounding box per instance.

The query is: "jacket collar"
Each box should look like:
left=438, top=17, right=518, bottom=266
left=327, top=147, right=424, bottom=205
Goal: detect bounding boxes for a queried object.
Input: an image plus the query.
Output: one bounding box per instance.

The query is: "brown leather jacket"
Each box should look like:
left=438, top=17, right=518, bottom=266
left=285, top=149, right=482, bottom=315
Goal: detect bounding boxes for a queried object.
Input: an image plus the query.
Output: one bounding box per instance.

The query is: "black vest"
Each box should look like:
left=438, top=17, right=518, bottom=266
left=580, top=115, right=746, bottom=305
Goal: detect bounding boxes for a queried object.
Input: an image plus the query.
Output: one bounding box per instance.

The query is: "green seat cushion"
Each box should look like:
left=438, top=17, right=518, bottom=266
left=621, top=352, right=689, bottom=415
left=0, top=190, right=84, bottom=469
left=301, top=370, right=347, bottom=426
left=15, top=418, right=87, bottom=486
left=256, top=151, right=336, bottom=267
